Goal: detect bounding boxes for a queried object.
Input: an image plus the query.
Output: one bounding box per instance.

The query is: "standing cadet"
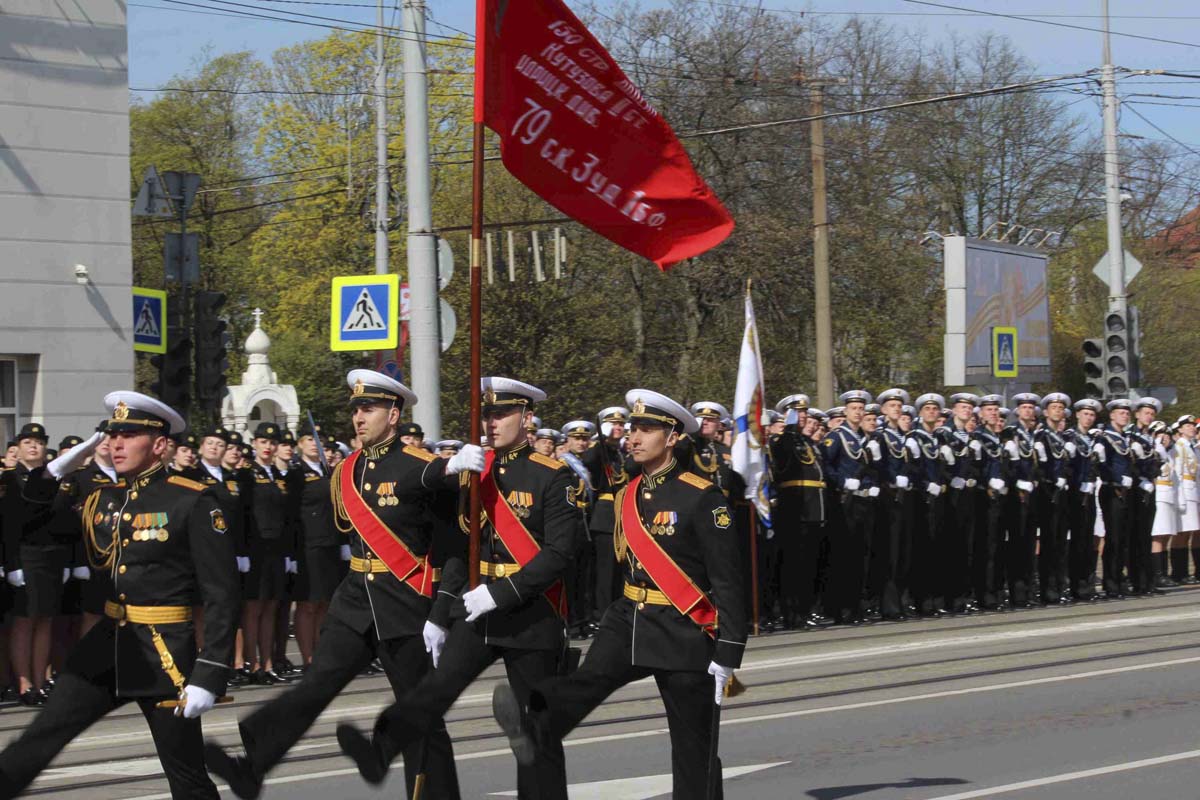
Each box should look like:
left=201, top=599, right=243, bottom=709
left=335, top=377, right=581, bottom=798
left=872, top=389, right=913, bottom=620
left=205, top=370, right=482, bottom=800
left=288, top=423, right=340, bottom=667
left=560, top=420, right=597, bottom=639
left=192, top=426, right=246, bottom=663
left=908, top=394, right=948, bottom=616
left=1064, top=400, right=1102, bottom=601
left=1170, top=415, right=1200, bottom=584
left=491, top=389, right=746, bottom=800
left=941, top=393, right=979, bottom=614
left=686, top=402, right=736, bottom=495
left=1002, top=394, right=1041, bottom=608
left=0, top=392, right=239, bottom=800
left=242, top=423, right=289, bottom=684
left=1036, top=394, right=1073, bottom=604
left=821, top=390, right=876, bottom=625
left=75, top=426, right=121, bottom=637
left=770, top=394, right=826, bottom=629
left=581, top=406, right=629, bottom=625
left=1128, top=398, right=1162, bottom=594
left=1096, top=399, right=1135, bottom=599
left=972, top=396, right=1008, bottom=610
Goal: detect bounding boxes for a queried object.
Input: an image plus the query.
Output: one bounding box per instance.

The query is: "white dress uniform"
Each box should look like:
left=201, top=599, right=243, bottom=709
left=1153, top=450, right=1180, bottom=537
left=1176, top=438, right=1200, bottom=531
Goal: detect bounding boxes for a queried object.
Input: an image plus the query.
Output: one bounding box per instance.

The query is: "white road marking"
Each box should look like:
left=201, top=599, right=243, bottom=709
left=922, top=748, right=1200, bottom=799
left=121, top=654, right=1200, bottom=799
left=489, top=761, right=789, bottom=798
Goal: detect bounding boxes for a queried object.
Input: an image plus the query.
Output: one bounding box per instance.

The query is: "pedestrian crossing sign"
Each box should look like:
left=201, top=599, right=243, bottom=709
left=330, top=274, right=399, bottom=352
left=132, top=287, right=167, bottom=354
left=992, top=326, right=1018, bottom=378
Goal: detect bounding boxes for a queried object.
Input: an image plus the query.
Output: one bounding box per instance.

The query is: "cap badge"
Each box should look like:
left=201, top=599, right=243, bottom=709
left=113, top=402, right=129, bottom=422
left=483, top=389, right=497, bottom=406
left=353, top=378, right=365, bottom=396
left=632, top=399, right=646, bottom=415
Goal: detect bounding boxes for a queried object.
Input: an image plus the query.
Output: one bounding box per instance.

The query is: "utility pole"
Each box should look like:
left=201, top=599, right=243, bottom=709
left=374, top=0, right=389, bottom=277
left=809, top=81, right=835, bottom=409
left=1100, top=0, right=1126, bottom=316
left=401, top=0, right=442, bottom=438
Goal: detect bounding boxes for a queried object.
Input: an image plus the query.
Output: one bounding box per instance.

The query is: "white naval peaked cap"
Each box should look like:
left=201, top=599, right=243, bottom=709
left=1011, top=392, right=1041, bottom=407
left=775, top=394, right=811, bottom=413
left=690, top=401, right=731, bottom=420
left=104, top=391, right=187, bottom=435
left=625, top=389, right=699, bottom=434
left=597, top=406, right=630, bottom=423
left=562, top=420, right=596, bottom=437
left=978, top=394, right=1004, bottom=407
left=1073, top=399, right=1103, bottom=414
left=1135, top=396, right=1163, bottom=413
left=1106, top=398, right=1132, bottom=412
left=1040, top=392, right=1071, bottom=409
left=827, top=406, right=847, bottom=418
left=481, top=377, right=546, bottom=405
left=346, top=368, right=418, bottom=407
left=949, top=392, right=980, bottom=406
left=915, top=393, right=946, bottom=411
left=875, top=388, right=910, bottom=406
left=534, top=428, right=558, bottom=441
left=838, top=390, right=872, bottom=405
left=434, top=439, right=463, bottom=451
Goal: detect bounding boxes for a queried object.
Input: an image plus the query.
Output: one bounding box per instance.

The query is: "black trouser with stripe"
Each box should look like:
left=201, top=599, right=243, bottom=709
left=0, top=619, right=216, bottom=800
left=1067, top=488, right=1098, bottom=599
left=1037, top=485, right=1070, bottom=603
left=239, top=613, right=460, bottom=799
left=1004, top=489, right=1038, bottom=606
left=869, top=488, right=911, bottom=619
left=1100, top=486, right=1131, bottom=596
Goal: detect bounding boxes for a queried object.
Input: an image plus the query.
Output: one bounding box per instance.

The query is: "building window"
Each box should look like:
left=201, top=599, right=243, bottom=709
left=0, top=360, right=17, bottom=444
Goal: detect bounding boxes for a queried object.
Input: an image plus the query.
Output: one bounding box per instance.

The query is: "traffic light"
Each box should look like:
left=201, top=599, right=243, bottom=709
left=1083, top=338, right=1105, bottom=400
left=150, top=326, right=192, bottom=412
left=1104, top=311, right=1130, bottom=399
left=194, top=291, right=229, bottom=412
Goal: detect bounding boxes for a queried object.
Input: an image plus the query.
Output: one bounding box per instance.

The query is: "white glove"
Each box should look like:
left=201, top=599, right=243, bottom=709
left=1064, top=442, right=1078, bottom=457
left=1131, top=442, right=1146, bottom=459
left=988, top=478, right=1006, bottom=492
left=285, top=557, right=298, bottom=574
left=940, top=445, right=955, bottom=465
left=926, top=483, right=942, bottom=497
left=1121, top=475, right=1134, bottom=488
left=894, top=475, right=910, bottom=489
left=969, top=440, right=983, bottom=457
left=765, top=526, right=775, bottom=540
left=843, top=478, right=861, bottom=492
left=1034, top=442, right=1047, bottom=461
left=867, top=486, right=880, bottom=497
left=784, top=408, right=799, bottom=426
left=463, top=584, right=498, bottom=622
left=707, top=661, right=736, bottom=705
left=1004, top=440, right=1020, bottom=460
left=1016, top=480, right=1035, bottom=493
left=866, top=440, right=881, bottom=460
left=1055, top=477, right=1068, bottom=491
left=423, top=620, right=448, bottom=668
left=1095, top=447, right=1107, bottom=463
left=445, top=444, right=485, bottom=476
left=1080, top=481, right=1094, bottom=494
left=6, top=569, right=25, bottom=588
left=0, top=567, right=5, bottom=579
left=340, top=544, right=352, bottom=561
left=1140, top=480, right=1155, bottom=494
left=950, top=476, right=967, bottom=490
left=62, top=568, right=70, bottom=584
left=1089, top=428, right=1104, bottom=438
left=236, top=556, right=250, bottom=573
left=72, top=566, right=90, bottom=581
left=179, top=685, right=217, bottom=719
left=1156, top=443, right=1171, bottom=461
left=905, top=439, right=920, bottom=458
left=46, top=430, right=105, bottom=479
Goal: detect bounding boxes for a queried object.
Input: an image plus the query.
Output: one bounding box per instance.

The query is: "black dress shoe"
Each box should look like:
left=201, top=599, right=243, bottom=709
left=203, top=743, right=262, bottom=800
left=336, top=723, right=388, bottom=785
left=491, top=684, right=535, bottom=766
left=18, top=688, right=46, bottom=707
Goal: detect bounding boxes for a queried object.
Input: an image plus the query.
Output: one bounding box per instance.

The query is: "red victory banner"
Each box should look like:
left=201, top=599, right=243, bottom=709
left=474, top=0, right=734, bottom=269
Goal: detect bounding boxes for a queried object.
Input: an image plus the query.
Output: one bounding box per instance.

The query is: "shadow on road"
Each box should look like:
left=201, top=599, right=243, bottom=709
left=807, top=776, right=970, bottom=799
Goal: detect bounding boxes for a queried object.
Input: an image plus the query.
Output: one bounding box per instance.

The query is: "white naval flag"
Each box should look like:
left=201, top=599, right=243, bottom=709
left=731, top=285, right=771, bottom=523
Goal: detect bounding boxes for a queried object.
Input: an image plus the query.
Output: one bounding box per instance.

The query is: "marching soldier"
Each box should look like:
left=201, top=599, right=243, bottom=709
left=1002, top=394, right=1041, bottom=608
left=560, top=420, right=597, bottom=638
left=0, top=392, right=239, bottom=800
left=1064, top=400, right=1103, bottom=601
left=972, top=396, right=1008, bottom=610
left=770, top=394, right=826, bottom=629
left=941, top=393, right=980, bottom=614
left=1128, top=398, right=1162, bottom=594
left=490, top=389, right=746, bottom=800
left=581, top=406, right=630, bottom=624
left=821, top=390, right=877, bottom=625
left=205, top=369, right=483, bottom=800
left=1036, top=394, right=1073, bottom=604
left=335, top=377, right=582, bottom=798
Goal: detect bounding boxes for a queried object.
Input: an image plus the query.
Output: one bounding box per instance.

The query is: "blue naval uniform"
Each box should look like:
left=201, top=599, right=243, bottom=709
left=937, top=422, right=976, bottom=612
left=1002, top=425, right=1039, bottom=607
left=1126, top=424, right=1160, bottom=593
left=821, top=425, right=877, bottom=623
left=1034, top=423, right=1072, bottom=603
left=1062, top=425, right=1100, bottom=599
left=870, top=422, right=914, bottom=619
left=971, top=426, right=1008, bottom=609
left=1095, top=424, right=1135, bottom=596
left=905, top=426, right=946, bottom=613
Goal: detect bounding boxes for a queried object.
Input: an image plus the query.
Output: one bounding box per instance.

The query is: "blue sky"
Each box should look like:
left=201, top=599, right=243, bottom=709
left=128, top=0, right=1200, bottom=159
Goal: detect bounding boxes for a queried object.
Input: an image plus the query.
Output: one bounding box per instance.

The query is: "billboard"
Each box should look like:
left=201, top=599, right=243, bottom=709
left=944, top=237, right=1051, bottom=385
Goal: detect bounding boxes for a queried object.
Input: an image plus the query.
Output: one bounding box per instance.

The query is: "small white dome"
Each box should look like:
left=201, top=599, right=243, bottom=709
left=245, top=326, right=270, bottom=355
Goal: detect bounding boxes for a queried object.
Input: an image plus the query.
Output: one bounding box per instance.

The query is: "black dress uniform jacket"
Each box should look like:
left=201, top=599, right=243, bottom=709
left=580, top=439, right=629, bottom=534
left=613, top=459, right=747, bottom=670
left=435, top=443, right=583, bottom=651
left=193, top=462, right=247, bottom=556
left=1, top=463, right=60, bottom=572
left=80, top=464, right=239, bottom=696
left=330, top=437, right=454, bottom=641
left=291, top=460, right=338, bottom=549
left=769, top=427, right=826, bottom=522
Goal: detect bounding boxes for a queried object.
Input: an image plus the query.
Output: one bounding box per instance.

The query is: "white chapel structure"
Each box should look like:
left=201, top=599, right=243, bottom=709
left=221, top=309, right=300, bottom=435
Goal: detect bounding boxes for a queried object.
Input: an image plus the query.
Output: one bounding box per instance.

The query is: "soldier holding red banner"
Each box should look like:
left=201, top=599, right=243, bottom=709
left=337, top=377, right=584, bottom=798
left=490, top=389, right=747, bottom=800
left=205, top=369, right=484, bottom=800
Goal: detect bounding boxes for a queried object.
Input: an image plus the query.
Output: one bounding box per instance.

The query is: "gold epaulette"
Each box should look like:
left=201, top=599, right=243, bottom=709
left=404, top=444, right=437, bottom=463
left=167, top=475, right=207, bottom=492
left=678, top=472, right=713, bottom=490
left=529, top=452, right=564, bottom=470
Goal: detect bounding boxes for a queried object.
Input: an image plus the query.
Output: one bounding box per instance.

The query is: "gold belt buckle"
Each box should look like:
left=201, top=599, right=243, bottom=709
left=494, top=563, right=507, bottom=578
left=633, top=586, right=648, bottom=602
left=114, top=603, right=127, bottom=620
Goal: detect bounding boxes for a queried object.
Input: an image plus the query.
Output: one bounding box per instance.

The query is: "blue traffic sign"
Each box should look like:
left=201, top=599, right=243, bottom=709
left=330, top=274, right=399, bottom=352
left=132, top=287, right=167, bottom=354
left=381, top=360, right=403, bottom=380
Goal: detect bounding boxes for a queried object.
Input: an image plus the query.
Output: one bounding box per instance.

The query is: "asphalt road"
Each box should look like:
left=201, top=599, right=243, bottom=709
left=13, top=587, right=1200, bottom=799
